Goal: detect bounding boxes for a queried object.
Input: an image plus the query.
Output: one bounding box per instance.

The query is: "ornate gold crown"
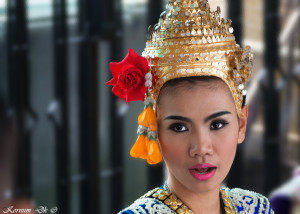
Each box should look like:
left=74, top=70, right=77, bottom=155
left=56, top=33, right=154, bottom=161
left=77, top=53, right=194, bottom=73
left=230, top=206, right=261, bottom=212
left=142, top=0, right=253, bottom=117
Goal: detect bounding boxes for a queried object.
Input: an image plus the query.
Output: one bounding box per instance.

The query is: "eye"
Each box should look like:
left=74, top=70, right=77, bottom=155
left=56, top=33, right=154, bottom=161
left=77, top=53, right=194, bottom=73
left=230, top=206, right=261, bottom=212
left=210, top=120, right=229, bottom=130
left=169, top=123, right=188, bottom=132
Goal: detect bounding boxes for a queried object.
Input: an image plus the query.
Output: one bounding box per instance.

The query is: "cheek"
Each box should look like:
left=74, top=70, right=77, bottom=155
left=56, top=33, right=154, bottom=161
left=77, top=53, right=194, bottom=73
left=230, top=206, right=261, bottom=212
left=214, top=129, right=239, bottom=164
left=158, top=131, right=188, bottom=163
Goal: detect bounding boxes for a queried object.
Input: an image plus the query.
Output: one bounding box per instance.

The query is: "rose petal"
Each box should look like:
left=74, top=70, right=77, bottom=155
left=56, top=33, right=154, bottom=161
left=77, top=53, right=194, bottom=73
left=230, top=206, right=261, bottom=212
left=112, top=85, right=125, bottom=100
left=121, top=67, right=143, bottom=89
left=121, top=63, right=136, bottom=74
left=117, top=74, right=127, bottom=90
left=109, top=62, right=123, bottom=79
left=109, top=50, right=136, bottom=78
left=138, top=57, right=150, bottom=75
left=106, top=77, right=117, bottom=86
left=127, top=48, right=149, bottom=75
left=126, top=86, right=147, bottom=102
left=126, top=67, right=144, bottom=79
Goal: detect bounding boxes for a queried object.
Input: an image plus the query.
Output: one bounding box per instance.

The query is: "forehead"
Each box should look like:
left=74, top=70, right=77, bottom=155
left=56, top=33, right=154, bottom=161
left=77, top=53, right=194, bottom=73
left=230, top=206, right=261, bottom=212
left=157, top=78, right=236, bottom=115
left=158, top=77, right=232, bottom=101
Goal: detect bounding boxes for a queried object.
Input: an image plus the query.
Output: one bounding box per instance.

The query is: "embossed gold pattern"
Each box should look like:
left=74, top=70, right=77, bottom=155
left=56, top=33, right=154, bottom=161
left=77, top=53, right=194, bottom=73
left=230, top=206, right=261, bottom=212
left=220, top=189, right=236, bottom=214
left=142, top=0, right=253, bottom=117
left=142, top=187, right=236, bottom=214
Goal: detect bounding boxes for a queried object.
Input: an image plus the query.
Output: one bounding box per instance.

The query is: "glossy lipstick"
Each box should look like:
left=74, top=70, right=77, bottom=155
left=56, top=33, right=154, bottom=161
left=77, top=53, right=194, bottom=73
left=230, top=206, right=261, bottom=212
left=189, top=163, right=217, bottom=181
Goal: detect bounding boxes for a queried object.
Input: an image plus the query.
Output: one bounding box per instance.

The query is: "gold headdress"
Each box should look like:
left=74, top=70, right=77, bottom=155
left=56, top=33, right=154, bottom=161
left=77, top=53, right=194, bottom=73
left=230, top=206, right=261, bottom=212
left=107, top=0, right=253, bottom=164
left=143, top=0, right=253, bottom=117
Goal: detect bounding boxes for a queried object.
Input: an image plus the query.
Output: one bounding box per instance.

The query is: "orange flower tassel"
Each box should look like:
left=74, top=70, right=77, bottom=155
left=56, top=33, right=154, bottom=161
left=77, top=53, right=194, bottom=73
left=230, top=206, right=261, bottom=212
left=146, top=138, right=162, bottom=165
left=138, top=106, right=157, bottom=131
left=130, top=134, right=148, bottom=159
left=132, top=102, right=162, bottom=164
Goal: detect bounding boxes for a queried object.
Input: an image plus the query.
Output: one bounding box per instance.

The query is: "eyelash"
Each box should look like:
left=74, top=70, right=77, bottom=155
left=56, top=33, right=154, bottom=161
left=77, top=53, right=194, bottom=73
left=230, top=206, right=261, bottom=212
left=169, top=123, right=188, bottom=132
left=210, top=120, right=229, bottom=130
left=168, top=120, right=229, bottom=132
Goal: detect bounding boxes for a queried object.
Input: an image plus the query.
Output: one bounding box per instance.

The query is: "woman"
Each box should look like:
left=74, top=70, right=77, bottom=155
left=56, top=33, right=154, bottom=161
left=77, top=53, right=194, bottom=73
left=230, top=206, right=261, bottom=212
left=107, top=0, right=273, bottom=213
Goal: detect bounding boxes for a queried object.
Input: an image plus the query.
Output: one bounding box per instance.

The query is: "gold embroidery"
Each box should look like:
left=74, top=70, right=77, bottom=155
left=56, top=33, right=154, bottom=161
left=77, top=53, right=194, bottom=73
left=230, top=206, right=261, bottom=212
left=220, top=189, right=236, bottom=214
left=141, top=188, right=158, bottom=198
left=152, top=189, right=171, bottom=200
left=143, top=187, right=236, bottom=214
left=165, top=194, right=183, bottom=210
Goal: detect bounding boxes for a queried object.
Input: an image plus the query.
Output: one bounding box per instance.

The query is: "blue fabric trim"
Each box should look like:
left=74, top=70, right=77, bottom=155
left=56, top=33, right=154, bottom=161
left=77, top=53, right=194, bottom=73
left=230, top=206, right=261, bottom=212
left=120, top=204, right=149, bottom=214
left=120, top=211, right=134, bottom=214
left=120, top=186, right=273, bottom=213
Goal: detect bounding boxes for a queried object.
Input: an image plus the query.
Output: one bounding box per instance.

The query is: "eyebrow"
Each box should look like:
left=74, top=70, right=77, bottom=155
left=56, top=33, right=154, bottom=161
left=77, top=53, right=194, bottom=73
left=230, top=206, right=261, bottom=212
left=164, top=115, right=192, bottom=123
left=164, top=111, right=231, bottom=123
left=204, top=111, right=231, bottom=122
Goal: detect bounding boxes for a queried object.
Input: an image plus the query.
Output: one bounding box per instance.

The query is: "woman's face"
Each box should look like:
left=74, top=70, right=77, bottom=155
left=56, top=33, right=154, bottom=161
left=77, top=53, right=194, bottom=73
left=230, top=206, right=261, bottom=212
left=157, top=79, right=248, bottom=194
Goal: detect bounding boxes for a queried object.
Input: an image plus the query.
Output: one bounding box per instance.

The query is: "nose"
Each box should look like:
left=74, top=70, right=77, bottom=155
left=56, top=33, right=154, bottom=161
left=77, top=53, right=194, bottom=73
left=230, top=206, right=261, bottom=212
left=189, top=130, right=214, bottom=157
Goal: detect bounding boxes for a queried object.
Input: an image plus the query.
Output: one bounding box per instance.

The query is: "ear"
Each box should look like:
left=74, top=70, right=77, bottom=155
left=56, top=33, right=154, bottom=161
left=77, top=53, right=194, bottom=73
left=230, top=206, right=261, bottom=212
left=237, top=105, right=248, bottom=144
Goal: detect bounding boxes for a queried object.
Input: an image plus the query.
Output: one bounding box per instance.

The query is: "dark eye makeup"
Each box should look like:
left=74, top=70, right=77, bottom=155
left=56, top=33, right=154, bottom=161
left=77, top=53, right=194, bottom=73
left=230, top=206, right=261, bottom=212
left=169, top=123, right=188, bottom=132
left=167, top=119, right=229, bottom=133
left=210, top=120, right=229, bottom=130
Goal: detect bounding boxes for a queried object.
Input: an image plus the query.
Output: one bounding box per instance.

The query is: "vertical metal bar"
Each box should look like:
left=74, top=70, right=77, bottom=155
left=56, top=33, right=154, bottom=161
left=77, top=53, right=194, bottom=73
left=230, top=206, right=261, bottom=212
left=228, top=0, right=242, bottom=42
left=52, top=0, right=70, bottom=213
left=109, top=65, right=124, bottom=213
left=298, top=1, right=300, bottom=165
left=147, top=0, right=163, bottom=26
left=298, top=2, right=300, bottom=164
left=263, top=0, right=280, bottom=194
left=280, top=26, right=296, bottom=149
left=146, top=0, right=164, bottom=190
left=226, top=0, right=244, bottom=188
left=297, top=75, right=300, bottom=163
left=7, top=0, right=32, bottom=198
left=78, top=1, right=100, bottom=214
left=105, top=0, right=124, bottom=211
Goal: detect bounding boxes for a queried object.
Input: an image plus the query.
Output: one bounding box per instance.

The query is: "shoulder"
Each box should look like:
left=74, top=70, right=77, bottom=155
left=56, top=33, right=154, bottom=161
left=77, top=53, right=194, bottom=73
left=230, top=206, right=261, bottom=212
left=223, top=187, right=274, bottom=214
left=118, top=188, right=175, bottom=214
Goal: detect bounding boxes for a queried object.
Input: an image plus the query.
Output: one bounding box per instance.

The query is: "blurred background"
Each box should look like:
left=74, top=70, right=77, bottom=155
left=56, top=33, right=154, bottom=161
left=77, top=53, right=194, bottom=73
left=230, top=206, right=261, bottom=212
left=0, top=0, right=299, bottom=213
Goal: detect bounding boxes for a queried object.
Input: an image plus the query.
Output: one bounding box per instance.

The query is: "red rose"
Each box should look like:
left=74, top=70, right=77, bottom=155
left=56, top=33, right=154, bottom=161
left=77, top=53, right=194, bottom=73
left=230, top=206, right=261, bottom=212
left=106, top=48, right=149, bottom=102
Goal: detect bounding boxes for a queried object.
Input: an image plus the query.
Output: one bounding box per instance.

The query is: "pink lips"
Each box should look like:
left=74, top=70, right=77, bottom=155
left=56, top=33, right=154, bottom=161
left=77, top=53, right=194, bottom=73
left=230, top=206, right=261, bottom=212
left=189, top=163, right=217, bottom=181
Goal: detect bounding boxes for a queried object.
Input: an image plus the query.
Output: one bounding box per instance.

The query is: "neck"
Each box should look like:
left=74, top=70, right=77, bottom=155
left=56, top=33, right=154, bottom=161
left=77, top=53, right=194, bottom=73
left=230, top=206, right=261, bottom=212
left=167, top=178, right=222, bottom=214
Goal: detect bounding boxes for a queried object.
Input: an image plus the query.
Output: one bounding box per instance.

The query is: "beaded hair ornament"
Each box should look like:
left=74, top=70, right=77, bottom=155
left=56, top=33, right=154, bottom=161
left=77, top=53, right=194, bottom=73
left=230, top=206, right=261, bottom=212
left=107, top=0, right=253, bottom=164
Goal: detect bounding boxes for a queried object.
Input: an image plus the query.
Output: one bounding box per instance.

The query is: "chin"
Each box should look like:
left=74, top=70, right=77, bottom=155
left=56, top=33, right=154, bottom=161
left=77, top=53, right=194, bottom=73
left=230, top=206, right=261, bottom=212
left=188, top=171, right=226, bottom=193
left=188, top=181, right=220, bottom=193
